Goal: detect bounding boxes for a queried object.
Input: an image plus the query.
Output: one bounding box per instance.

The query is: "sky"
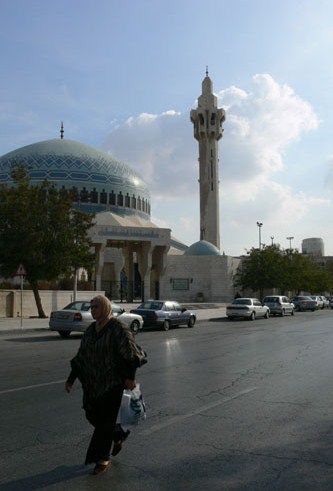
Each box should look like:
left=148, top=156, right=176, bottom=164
left=1, top=0, right=333, bottom=256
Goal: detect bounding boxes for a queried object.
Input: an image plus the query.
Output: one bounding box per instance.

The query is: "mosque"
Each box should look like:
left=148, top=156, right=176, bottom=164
left=0, top=73, right=240, bottom=303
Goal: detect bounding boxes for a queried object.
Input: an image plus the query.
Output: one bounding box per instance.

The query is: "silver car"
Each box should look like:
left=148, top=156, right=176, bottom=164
left=49, top=300, right=143, bottom=337
left=226, top=298, right=270, bottom=321
left=262, top=295, right=295, bottom=316
left=291, top=296, right=317, bottom=312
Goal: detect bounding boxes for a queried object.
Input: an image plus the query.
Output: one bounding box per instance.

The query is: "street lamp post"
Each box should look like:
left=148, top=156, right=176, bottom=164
left=286, top=236, right=294, bottom=252
left=256, top=221, right=263, bottom=249
left=271, top=236, right=274, bottom=246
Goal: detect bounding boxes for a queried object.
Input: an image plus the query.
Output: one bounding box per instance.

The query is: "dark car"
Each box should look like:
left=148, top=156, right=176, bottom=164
left=130, top=300, right=196, bottom=331
left=291, top=296, right=317, bottom=312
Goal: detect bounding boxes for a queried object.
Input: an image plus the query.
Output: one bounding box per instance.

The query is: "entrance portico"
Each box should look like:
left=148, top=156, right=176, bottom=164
left=90, top=212, right=171, bottom=301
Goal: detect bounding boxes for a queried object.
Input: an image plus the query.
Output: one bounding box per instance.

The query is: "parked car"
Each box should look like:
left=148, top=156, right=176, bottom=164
left=291, top=296, right=317, bottom=312
left=49, top=300, right=144, bottom=337
left=130, top=300, right=196, bottom=331
left=262, top=295, right=295, bottom=316
left=321, top=296, right=330, bottom=308
left=309, top=296, right=323, bottom=310
left=226, top=298, right=270, bottom=321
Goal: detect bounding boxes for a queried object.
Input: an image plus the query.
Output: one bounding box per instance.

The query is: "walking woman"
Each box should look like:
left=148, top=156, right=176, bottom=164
left=65, top=295, right=142, bottom=475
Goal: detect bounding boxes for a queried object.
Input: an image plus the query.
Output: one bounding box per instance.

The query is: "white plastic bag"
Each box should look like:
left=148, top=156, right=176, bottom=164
left=118, top=383, right=146, bottom=431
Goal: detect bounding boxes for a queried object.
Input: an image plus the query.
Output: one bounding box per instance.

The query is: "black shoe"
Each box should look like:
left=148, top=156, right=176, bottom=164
left=112, top=429, right=130, bottom=456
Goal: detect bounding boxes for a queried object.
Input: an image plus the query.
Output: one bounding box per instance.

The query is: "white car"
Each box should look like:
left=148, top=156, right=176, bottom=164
left=226, top=297, right=270, bottom=321
left=310, top=296, right=323, bottom=310
left=49, top=300, right=143, bottom=337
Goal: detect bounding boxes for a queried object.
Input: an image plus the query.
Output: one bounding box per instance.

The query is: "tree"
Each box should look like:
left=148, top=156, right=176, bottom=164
left=234, top=245, right=331, bottom=298
left=0, top=164, right=95, bottom=317
left=235, top=245, right=285, bottom=298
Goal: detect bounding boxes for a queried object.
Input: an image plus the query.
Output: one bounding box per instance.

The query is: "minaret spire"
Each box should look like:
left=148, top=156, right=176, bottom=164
left=190, top=73, right=226, bottom=250
left=60, top=122, right=64, bottom=139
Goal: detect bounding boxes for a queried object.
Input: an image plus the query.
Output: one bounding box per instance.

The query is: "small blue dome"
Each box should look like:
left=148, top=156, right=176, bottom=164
left=184, top=240, right=221, bottom=256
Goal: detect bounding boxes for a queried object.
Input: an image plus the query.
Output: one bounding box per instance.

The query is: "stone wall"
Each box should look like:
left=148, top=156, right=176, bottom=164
left=160, top=254, right=240, bottom=303
left=0, top=290, right=105, bottom=318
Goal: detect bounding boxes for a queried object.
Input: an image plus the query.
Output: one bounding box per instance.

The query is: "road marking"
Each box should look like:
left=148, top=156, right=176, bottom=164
left=0, top=380, right=65, bottom=395
left=139, top=387, right=257, bottom=436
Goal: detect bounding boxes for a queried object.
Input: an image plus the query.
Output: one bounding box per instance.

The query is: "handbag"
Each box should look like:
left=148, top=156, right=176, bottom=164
left=119, top=383, right=146, bottom=431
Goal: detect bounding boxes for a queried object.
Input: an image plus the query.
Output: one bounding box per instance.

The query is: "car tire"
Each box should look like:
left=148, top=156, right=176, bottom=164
left=58, top=330, right=71, bottom=338
left=249, top=312, right=255, bottom=321
left=130, top=320, right=140, bottom=334
left=187, top=316, right=195, bottom=328
left=291, top=309, right=295, bottom=316
left=280, top=310, right=285, bottom=317
left=295, top=305, right=301, bottom=312
left=163, top=320, right=170, bottom=331
left=264, top=310, right=269, bottom=319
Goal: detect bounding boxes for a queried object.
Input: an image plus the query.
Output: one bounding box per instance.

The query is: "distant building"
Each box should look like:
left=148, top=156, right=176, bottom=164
left=302, top=238, right=325, bottom=257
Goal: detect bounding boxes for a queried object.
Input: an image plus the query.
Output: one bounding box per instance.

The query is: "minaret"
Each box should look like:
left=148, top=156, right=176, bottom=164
left=190, top=69, right=225, bottom=250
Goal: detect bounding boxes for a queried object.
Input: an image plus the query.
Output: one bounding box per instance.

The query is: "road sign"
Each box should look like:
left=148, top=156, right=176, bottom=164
left=15, top=263, right=27, bottom=276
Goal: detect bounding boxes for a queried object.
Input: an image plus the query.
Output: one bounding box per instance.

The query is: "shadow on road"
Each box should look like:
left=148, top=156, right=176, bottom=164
left=2, top=334, right=83, bottom=343
left=0, top=464, right=88, bottom=491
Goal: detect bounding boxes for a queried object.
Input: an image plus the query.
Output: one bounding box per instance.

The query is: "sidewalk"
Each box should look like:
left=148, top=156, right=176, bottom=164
left=0, top=303, right=227, bottom=333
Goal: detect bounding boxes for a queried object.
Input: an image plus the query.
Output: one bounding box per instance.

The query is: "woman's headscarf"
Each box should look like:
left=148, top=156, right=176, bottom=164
left=91, top=295, right=113, bottom=331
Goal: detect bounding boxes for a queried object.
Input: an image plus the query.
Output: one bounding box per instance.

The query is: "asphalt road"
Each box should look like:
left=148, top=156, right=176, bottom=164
left=0, top=311, right=332, bottom=491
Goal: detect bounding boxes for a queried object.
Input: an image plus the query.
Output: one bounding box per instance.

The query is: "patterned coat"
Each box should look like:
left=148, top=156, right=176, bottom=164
left=67, top=318, right=139, bottom=410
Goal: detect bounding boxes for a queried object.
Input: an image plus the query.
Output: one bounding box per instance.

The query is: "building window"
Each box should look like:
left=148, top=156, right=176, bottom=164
left=109, top=191, right=116, bottom=205
left=90, top=187, right=98, bottom=203
left=131, top=195, right=136, bottom=209
left=117, top=192, right=123, bottom=206
left=100, top=189, right=107, bottom=204
left=80, top=187, right=89, bottom=202
left=125, top=193, right=130, bottom=207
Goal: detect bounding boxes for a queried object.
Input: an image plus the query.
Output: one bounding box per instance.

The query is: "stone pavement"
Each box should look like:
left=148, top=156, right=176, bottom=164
left=0, top=303, right=227, bottom=333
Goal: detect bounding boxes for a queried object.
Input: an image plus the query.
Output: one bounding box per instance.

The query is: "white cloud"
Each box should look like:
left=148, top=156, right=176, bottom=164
left=103, top=74, right=327, bottom=254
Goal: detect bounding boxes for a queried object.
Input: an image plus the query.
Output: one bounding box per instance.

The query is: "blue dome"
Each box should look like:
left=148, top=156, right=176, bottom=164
left=0, top=138, right=150, bottom=218
left=184, top=240, right=221, bottom=256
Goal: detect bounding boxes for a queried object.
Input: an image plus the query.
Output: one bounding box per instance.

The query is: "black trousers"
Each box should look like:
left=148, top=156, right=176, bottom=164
left=85, top=385, right=124, bottom=465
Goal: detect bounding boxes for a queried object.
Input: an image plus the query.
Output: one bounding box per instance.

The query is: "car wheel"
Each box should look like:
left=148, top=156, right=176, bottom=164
left=187, top=316, right=195, bottom=327
left=163, top=320, right=170, bottom=331
left=249, top=312, right=255, bottom=321
left=130, top=320, right=140, bottom=334
left=58, top=330, right=70, bottom=338
left=291, top=309, right=295, bottom=316
left=280, top=310, right=285, bottom=317
left=264, top=310, right=269, bottom=319
left=295, top=305, right=301, bottom=312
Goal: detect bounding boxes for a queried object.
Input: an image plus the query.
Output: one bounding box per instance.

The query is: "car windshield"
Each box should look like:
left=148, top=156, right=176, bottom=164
left=232, top=299, right=251, bottom=305
left=264, top=297, right=278, bottom=302
left=63, top=301, right=91, bottom=311
left=112, top=304, right=123, bottom=315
